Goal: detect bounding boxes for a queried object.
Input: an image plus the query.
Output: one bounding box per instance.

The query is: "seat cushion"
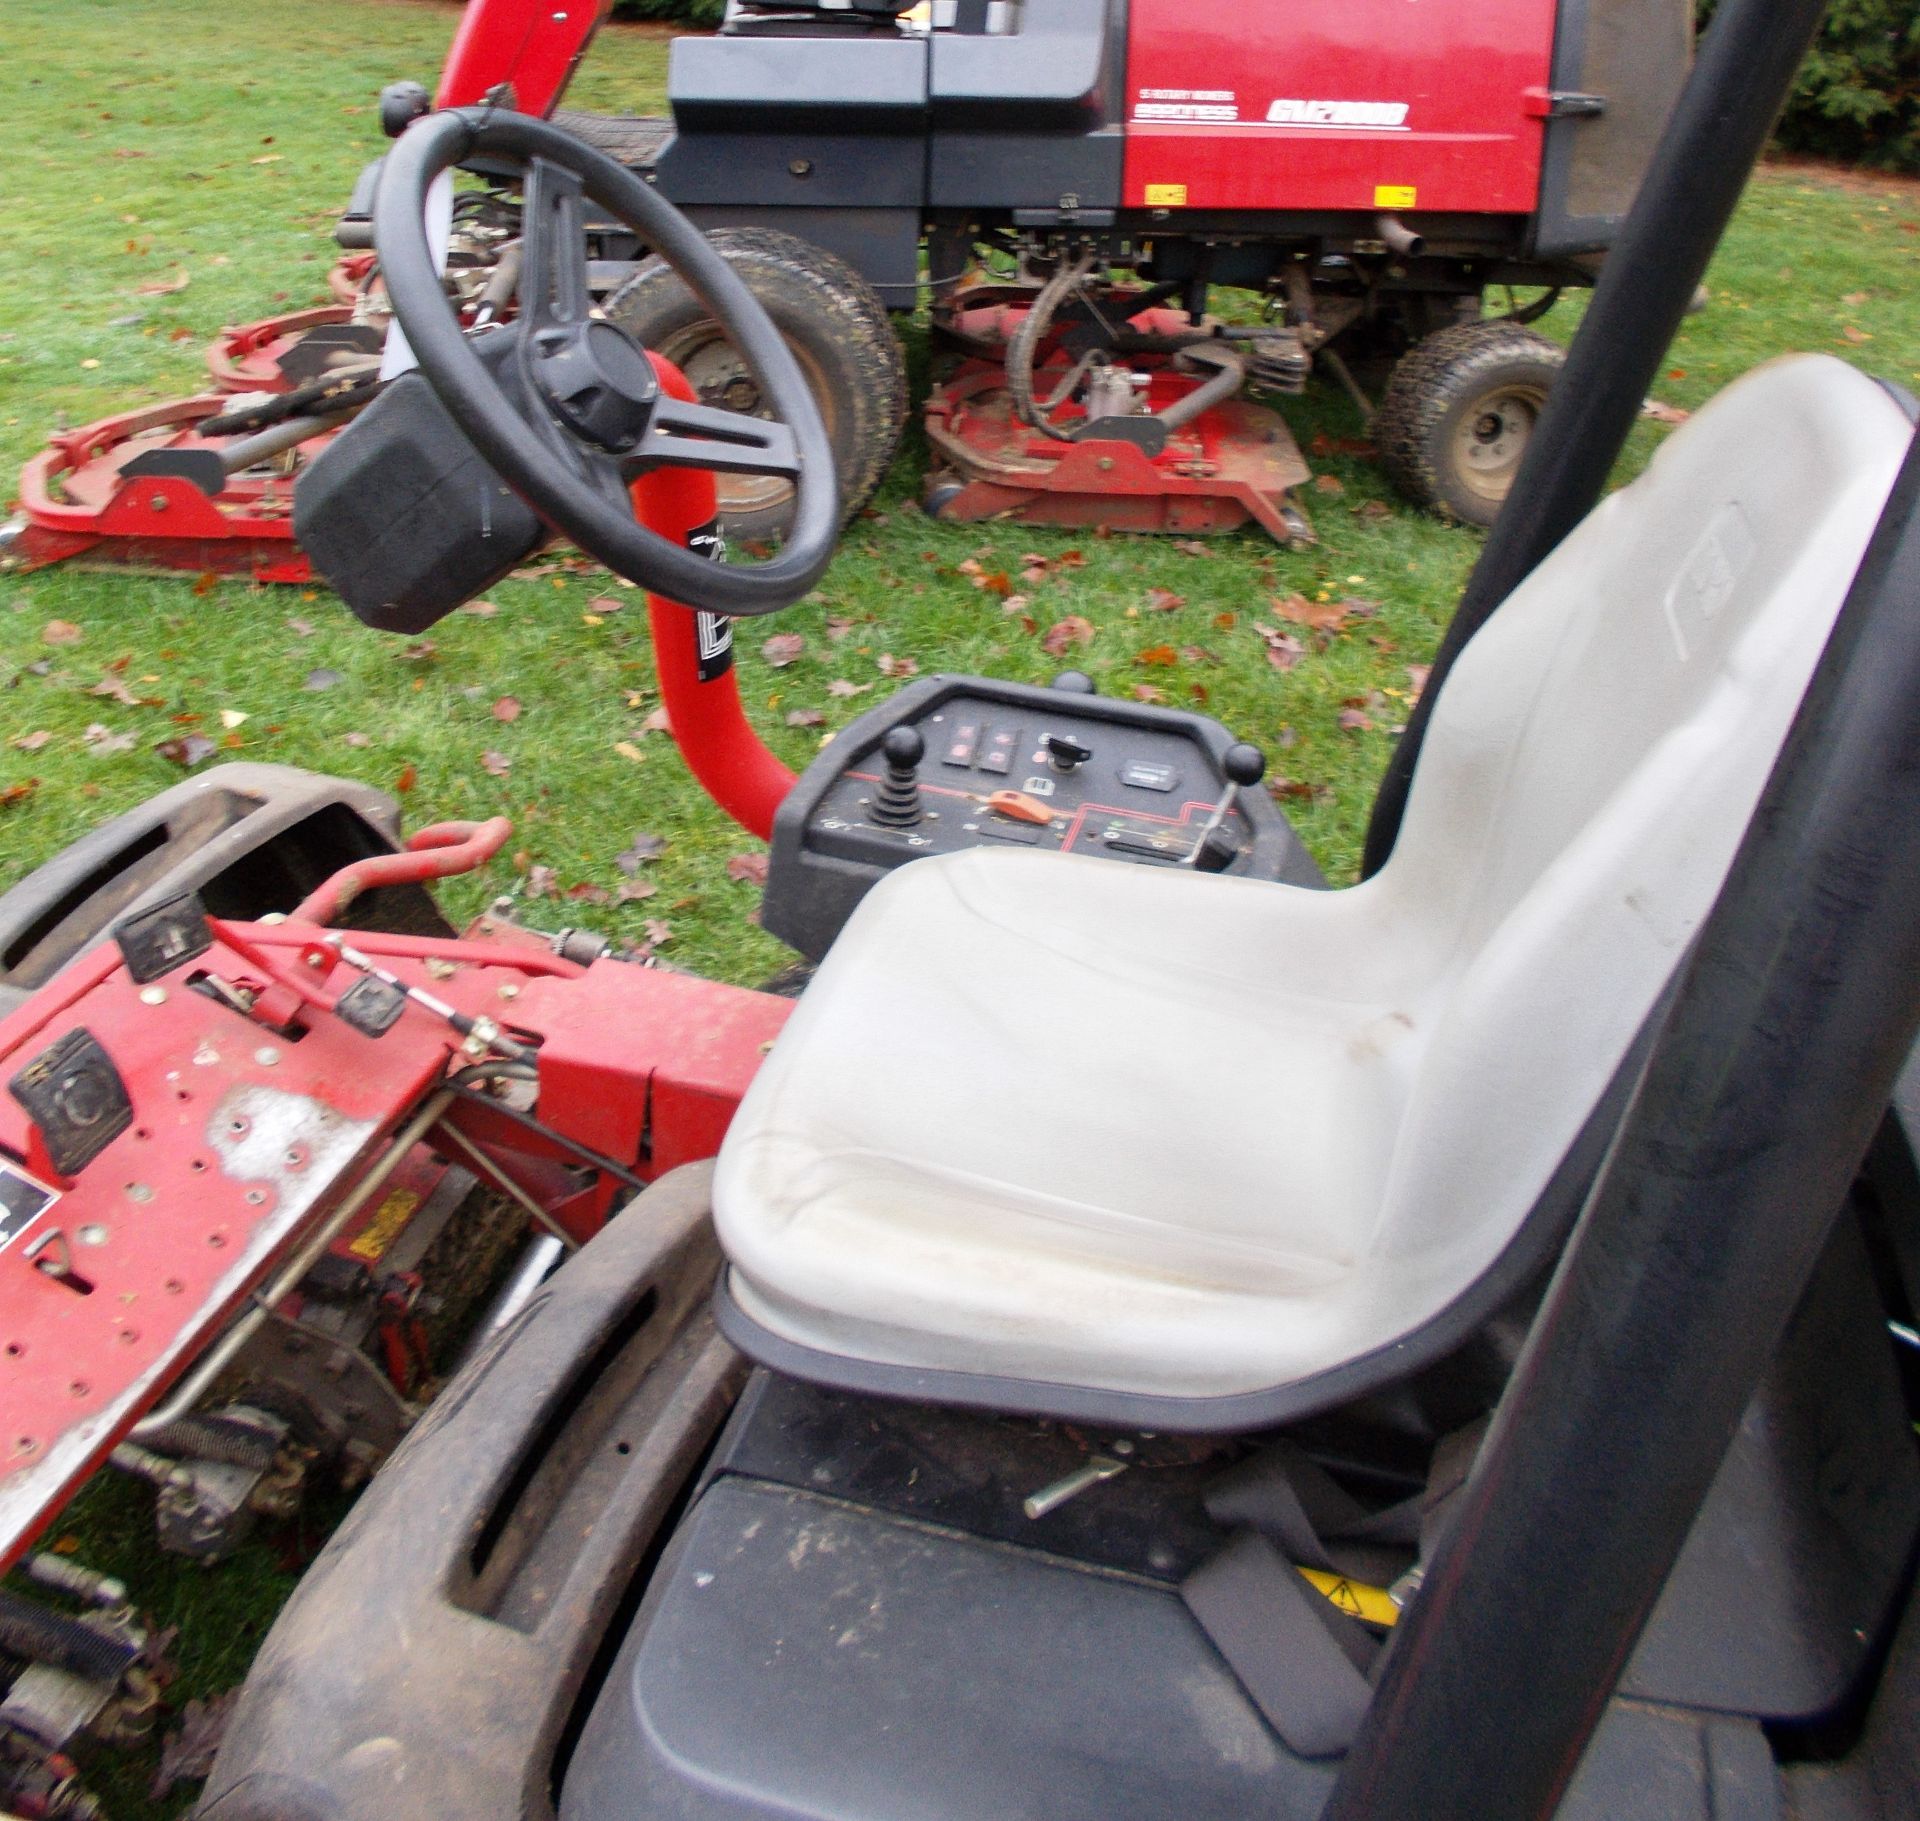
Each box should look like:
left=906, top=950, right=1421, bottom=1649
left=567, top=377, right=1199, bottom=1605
left=716, top=849, right=1424, bottom=1400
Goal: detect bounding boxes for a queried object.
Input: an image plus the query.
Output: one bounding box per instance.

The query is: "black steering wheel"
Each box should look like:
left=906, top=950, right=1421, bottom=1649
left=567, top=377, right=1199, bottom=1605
left=375, top=107, right=839, bottom=616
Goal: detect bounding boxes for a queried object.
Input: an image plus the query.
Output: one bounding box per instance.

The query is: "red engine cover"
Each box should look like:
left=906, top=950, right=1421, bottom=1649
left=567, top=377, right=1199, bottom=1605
left=1121, top=0, right=1558, bottom=216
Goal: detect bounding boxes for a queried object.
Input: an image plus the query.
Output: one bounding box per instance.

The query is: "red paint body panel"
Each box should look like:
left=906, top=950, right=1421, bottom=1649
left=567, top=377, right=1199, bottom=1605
left=437, top=0, right=609, bottom=114
left=517, top=960, right=791, bottom=1183
left=1121, top=0, right=1557, bottom=214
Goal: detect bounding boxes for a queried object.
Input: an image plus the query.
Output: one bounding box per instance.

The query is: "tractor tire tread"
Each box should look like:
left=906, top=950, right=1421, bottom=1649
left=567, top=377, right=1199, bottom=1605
left=605, top=228, right=907, bottom=540
left=1374, top=320, right=1566, bottom=527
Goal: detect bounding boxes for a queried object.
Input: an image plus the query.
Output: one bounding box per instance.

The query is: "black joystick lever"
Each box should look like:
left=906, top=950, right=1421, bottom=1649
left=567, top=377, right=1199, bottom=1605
left=1043, top=731, right=1094, bottom=774
left=1190, top=741, right=1266, bottom=872
left=870, top=725, right=925, bottom=827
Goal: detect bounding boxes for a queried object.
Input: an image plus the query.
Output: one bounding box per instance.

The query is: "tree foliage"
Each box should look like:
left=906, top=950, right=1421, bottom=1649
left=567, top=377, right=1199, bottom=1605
left=1700, top=0, right=1920, bottom=170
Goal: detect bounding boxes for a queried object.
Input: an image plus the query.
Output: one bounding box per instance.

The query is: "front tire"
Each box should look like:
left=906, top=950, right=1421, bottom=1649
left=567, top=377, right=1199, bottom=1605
left=605, top=228, right=908, bottom=544
left=1374, top=321, right=1566, bottom=528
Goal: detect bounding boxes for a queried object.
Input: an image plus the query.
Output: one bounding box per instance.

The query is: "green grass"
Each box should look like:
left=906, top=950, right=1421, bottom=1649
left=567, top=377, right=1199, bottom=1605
left=1, top=4, right=1919, bottom=1812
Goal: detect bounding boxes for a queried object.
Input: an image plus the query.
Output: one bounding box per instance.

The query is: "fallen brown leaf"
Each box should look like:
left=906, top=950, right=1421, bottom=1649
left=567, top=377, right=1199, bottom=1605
left=1259, top=629, right=1307, bottom=672
left=1135, top=643, right=1179, bottom=668
left=1144, top=588, right=1186, bottom=614
left=460, top=599, right=499, bottom=617
left=785, top=708, right=826, bottom=728
left=877, top=653, right=918, bottom=678
left=615, top=833, right=667, bottom=874
left=10, top=731, right=51, bottom=752
left=762, top=632, right=806, bottom=668
left=0, top=779, right=38, bottom=809
left=480, top=749, right=511, bottom=777
left=827, top=679, right=872, bottom=698
left=150, top=1690, right=238, bottom=1802
left=1041, top=615, right=1096, bottom=657
left=616, top=877, right=659, bottom=902
left=155, top=733, right=216, bottom=768
left=394, top=763, right=418, bottom=792
left=726, top=853, right=770, bottom=886
left=134, top=270, right=190, bottom=296
left=491, top=695, right=522, bottom=723
left=42, top=620, right=82, bottom=646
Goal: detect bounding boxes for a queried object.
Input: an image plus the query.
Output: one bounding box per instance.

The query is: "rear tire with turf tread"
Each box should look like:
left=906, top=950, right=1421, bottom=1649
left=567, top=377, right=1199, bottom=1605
left=1374, top=320, right=1567, bottom=528
left=605, top=228, right=907, bottom=545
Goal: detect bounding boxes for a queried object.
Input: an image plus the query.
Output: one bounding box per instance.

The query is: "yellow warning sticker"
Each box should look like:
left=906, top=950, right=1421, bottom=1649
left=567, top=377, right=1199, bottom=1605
left=1298, top=1566, right=1402, bottom=1628
left=1144, top=183, right=1189, bottom=208
left=1374, top=184, right=1418, bottom=211
left=348, top=1187, right=421, bottom=1262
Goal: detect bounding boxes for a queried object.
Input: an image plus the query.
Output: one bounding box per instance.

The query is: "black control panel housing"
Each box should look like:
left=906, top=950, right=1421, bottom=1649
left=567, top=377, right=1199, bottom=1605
left=762, top=674, right=1324, bottom=960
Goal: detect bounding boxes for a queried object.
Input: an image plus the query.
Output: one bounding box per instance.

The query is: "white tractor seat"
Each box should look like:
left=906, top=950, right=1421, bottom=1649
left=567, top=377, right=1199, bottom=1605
left=713, top=356, right=1915, bottom=1424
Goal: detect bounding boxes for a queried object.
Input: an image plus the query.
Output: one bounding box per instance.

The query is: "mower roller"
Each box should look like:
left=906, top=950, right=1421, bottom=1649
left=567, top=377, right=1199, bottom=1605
left=0, top=0, right=1916, bottom=1817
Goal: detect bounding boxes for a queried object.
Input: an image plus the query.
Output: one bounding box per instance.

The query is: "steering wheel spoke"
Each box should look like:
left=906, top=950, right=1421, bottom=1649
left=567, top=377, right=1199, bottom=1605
left=518, top=157, right=593, bottom=335
left=627, top=398, right=803, bottom=482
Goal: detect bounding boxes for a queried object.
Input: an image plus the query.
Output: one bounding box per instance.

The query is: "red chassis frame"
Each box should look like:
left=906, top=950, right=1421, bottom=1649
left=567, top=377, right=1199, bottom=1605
left=0, top=808, right=788, bottom=1575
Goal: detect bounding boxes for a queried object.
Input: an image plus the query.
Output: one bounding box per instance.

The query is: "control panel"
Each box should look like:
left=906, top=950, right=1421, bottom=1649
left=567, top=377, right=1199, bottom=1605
left=763, top=673, right=1323, bottom=959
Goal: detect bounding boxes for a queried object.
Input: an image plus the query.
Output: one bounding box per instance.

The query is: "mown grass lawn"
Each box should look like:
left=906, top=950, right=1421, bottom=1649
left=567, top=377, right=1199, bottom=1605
left=2, top=3, right=1919, bottom=1812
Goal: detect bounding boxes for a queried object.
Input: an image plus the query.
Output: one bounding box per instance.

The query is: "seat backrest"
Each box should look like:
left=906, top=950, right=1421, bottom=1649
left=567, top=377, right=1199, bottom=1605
left=1368, top=356, right=1912, bottom=1270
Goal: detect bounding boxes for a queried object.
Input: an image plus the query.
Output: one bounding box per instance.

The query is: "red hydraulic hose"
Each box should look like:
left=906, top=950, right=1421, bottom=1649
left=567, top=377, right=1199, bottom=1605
left=632, top=354, right=796, bottom=843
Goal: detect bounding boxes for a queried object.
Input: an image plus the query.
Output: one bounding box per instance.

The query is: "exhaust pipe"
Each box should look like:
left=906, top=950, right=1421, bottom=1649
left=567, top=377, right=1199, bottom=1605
left=1375, top=213, right=1425, bottom=258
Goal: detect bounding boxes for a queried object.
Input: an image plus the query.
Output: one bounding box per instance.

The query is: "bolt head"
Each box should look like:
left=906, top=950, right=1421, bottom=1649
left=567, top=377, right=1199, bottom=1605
left=139, top=985, right=168, bottom=1006
left=254, top=1046, right=280, bottom=1067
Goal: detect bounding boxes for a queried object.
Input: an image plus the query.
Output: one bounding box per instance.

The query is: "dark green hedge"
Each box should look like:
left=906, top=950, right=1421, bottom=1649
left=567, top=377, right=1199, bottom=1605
left=1700, top=0, right=1919, bottom=171
left=614, top=2, right=1919, bottom=173
left=611, top=0, right=726, bottom=24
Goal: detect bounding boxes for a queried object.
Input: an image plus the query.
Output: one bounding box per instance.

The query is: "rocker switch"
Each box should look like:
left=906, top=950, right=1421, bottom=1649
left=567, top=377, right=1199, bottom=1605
left=942, top=721, right=980, bottom=767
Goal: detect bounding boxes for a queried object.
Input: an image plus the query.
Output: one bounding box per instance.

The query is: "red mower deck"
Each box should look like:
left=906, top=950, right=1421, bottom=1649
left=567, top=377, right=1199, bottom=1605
left=4, top=396, right=325, bottom=584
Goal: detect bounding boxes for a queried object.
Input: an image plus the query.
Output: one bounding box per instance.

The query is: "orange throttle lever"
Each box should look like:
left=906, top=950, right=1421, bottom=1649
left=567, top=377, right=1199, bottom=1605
left=985, top=790, right=1056, bottom=826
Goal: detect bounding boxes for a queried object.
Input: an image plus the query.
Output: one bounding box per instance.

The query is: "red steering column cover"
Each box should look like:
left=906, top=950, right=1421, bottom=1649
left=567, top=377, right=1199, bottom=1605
left=635, top=354, right=797, bottom=843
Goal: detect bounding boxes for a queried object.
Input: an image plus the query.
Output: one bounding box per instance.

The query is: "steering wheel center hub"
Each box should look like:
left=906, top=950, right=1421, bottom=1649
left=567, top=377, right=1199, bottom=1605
left=530, top=318, right=660, bottom=454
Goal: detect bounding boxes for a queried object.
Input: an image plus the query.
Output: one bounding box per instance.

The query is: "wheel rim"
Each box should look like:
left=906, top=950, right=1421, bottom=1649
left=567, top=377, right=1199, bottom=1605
left=1450, top=382, right=1547, bottom=507
left=652, top=320, right=839, bottom=522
